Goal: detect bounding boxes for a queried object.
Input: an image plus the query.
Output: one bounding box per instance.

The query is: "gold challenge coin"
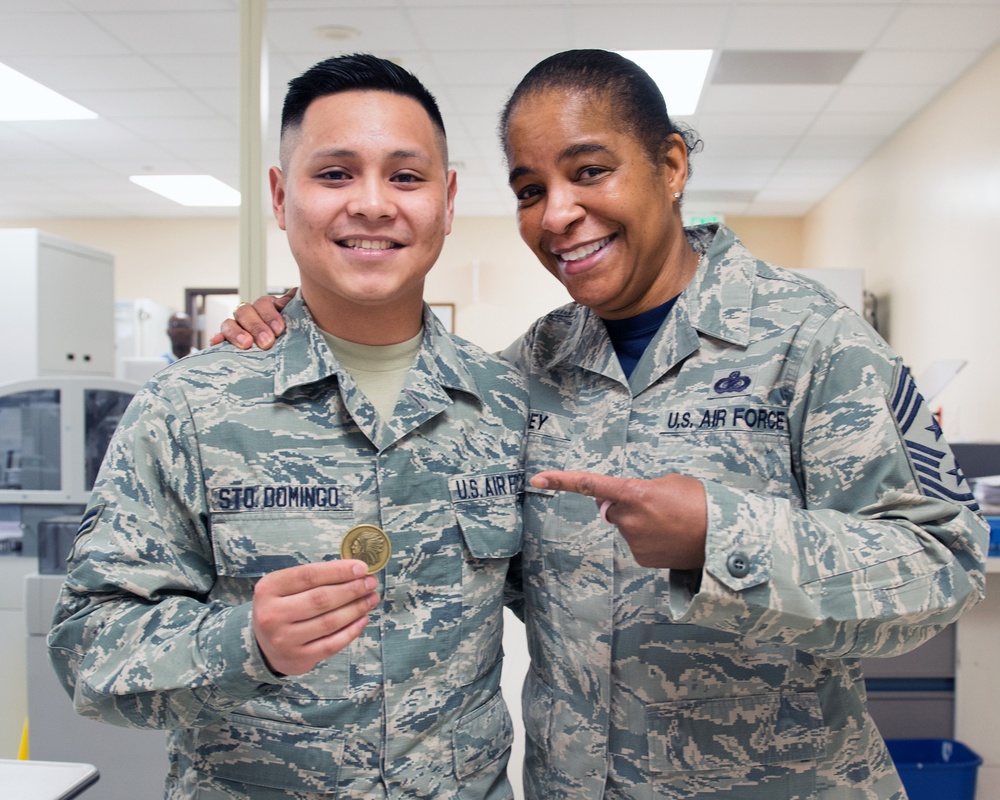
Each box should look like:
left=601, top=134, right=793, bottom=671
left=340, top=524, right=391, bottom=574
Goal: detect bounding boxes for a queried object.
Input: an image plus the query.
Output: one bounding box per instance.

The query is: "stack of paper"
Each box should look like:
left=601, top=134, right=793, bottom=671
left=972, top=475, right=1000, bottom=515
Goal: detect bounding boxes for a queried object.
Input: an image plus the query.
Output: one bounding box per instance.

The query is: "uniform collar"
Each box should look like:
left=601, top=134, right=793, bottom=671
left=544, top=224, right=757, bottom=383
left=272, top=293, right=483, bottom=405
left=677, top=223, right=755, bottom=348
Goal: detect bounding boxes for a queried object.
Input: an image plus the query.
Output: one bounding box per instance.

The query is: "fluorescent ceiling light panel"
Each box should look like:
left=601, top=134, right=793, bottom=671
left=615, top=50, right=712, bottom=116
left=0, top=62, right=98, bottom=121
left=130, top=175, right=241, bottom=207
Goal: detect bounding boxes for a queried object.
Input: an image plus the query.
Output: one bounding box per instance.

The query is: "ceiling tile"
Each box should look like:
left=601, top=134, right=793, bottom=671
left=779, top=156, right=866, bottom=175
left=1, top=0, right=998, bottom=220
left=0, top=12, right=130, bottom=56
left=146, top=55, right=239, bottom=90
left=427, top=50, right=552, bottom=89
left=569, top=4, right=730, bottom=49
left=698, top=85, right=837, bottom=115
left=407, top=6, right=572, bottom=51
left=71, top=88, right=218, bottom=118
left=824, top=83, right=940, bottom=115
left=68, top=1, right=233, bottom=10
left=764, top=172, right=844, bottom=192
left=724, top=4, right=896, bottom=50
left=699, top=135, right=800, bottom=159
left=846, top=49, right=982, bottom=86
left=694, top=156, right=783, bottom=177
left=115, top=116, right=237, bottom=142
left=267, top=8, right=422, bottom=54
left=690, top=174, right=771, bottom=192
left=877, top=5, right=1000, bottom=50
left=808, top=112, right=909, bottom=137
left=695, top=112, right=817, bottom=138
left=441, top=85, right=513, bottom=117
left=90, top=10, right=239, bottom=55
left=790, top=135, right=883, bottom=159
left=3, top=55, right=177, bottom=92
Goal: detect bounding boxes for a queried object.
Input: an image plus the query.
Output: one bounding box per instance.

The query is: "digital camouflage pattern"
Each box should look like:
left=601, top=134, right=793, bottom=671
left=49, top=294, right=527, bottom=799
left=503, top=224, right=988, bottom=800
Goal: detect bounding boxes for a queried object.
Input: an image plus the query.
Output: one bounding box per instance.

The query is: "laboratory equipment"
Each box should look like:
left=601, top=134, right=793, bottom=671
left=0, top=377, right=168, bottom=799
left=114, top=297, right=173, bottom=383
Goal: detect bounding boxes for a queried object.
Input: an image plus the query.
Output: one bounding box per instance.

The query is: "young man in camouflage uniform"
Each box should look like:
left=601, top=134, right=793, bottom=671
left=48, top=54, right=526, bottom=799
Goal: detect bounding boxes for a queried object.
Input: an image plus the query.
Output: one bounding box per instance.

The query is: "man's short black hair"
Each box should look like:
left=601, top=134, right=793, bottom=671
left=281, top=53, right=447, bottom=161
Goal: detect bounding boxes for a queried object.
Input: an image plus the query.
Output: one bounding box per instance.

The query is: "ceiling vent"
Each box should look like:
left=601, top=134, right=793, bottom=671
left=713, top=51, right=862, bottom=85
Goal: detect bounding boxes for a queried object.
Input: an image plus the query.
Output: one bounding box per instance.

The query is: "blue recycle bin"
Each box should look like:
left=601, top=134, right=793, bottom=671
left=886, top=739, right=982, bottom=800
left=987, top=515, right=1000, bottom=556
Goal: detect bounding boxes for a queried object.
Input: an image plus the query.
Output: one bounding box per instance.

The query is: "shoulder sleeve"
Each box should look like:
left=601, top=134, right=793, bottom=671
left=47, top=378, right=281, bottom=729
left=670, top=307, right=989, bottom=658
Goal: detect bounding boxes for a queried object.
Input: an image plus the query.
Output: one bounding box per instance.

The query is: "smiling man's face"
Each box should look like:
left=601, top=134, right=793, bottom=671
left=270, top=90, right=456, bottom=340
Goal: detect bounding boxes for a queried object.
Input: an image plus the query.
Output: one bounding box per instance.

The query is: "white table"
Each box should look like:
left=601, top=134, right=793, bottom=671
left=0, top=759, right=98, bottom=799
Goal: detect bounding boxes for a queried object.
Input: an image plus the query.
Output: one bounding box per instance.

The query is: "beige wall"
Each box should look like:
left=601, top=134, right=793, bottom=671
left=0, top=213, right=570, bottom=355
left=0, top=209, right=802, bottom=356
left=0, top=216, right=242, bottom=311
left=727, top=216, right=805, bottom=268
left=803, top=44, right=1000, bottom=442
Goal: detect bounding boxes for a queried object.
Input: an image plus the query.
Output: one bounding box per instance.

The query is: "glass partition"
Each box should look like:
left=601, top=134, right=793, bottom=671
left=0, top=390, right=60, bottom=491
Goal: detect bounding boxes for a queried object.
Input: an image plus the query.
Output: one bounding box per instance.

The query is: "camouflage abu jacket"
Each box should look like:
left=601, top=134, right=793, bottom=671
left=49, top=295, right=527, bottom=800
left=503, top=224, right=988, bottom=800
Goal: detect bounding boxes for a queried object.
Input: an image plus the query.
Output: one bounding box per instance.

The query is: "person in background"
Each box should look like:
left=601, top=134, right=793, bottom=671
left=49, top=53, right=526, bottom=799
left=217, top=49, right=988, bottom=800
left=162, top=311, right=199, bottom=363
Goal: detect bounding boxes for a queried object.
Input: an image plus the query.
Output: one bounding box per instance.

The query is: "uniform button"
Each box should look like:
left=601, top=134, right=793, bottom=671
left=727, top=551, right=750, bottom=578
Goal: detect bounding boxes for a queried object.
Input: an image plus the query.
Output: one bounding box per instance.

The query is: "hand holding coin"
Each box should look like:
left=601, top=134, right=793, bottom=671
left=252, top=559, right=380, bottom=676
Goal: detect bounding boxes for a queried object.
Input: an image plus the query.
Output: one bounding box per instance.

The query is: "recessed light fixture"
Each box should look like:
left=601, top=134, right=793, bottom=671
left=315, top=24, right=360, bottom=41
left=129, top=175, right=241, bottom=207
left=0, top=62, right=97, bottom=121
left=614, top=50, right=713, bottom=116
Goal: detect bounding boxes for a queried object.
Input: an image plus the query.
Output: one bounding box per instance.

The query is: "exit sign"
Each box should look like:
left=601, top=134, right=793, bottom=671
left=684, top=214, right=724, bottom=226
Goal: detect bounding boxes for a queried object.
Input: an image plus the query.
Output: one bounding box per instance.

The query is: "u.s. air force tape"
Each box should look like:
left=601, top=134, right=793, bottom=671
left=448, top=470, right=525, bottom=502
left=340, top=524, right=391, bottom=574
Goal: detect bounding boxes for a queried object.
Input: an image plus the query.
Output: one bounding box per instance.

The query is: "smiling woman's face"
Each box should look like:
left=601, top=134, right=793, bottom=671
left=505, top=88, right=693, bottom=320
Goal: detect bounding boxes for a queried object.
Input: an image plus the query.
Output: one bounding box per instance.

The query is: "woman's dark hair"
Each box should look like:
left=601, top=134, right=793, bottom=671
left=499, top=49, right=701, bottom=171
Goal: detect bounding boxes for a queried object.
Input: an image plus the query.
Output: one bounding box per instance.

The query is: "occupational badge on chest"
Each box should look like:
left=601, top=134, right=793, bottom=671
left=710, top=366, right=758, bottom=397
left=340, top=524, right=391, bottom=574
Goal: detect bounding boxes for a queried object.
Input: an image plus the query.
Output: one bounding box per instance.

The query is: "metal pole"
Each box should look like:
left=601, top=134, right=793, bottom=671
left=238, top=0, right=268, bottom=302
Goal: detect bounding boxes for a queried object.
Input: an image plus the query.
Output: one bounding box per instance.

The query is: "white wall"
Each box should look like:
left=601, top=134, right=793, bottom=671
left=803, top=43, right=1000, bottom=442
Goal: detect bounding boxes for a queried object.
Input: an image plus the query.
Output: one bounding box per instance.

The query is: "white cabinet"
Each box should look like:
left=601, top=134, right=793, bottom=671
left=955, top=561, right=1000, bottom=799
left=0, top=229, right=115, bottom=383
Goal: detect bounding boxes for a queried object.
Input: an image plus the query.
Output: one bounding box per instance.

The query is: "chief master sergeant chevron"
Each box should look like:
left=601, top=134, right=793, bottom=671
left=47, top=54, right=527, bottom=799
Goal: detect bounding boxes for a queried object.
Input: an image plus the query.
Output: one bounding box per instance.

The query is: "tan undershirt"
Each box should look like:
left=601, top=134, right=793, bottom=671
left=319, top=328, right=422, bottom=419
